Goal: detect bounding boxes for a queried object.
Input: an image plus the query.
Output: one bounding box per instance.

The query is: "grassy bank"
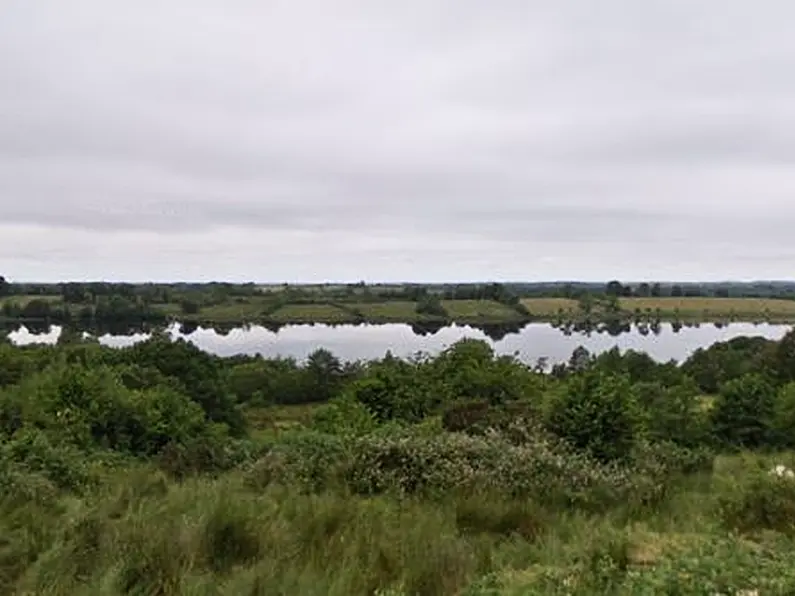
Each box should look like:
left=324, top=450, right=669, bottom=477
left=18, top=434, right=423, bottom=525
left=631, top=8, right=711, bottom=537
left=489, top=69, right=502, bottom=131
left=5, top=294, right=795, bottom=331
left=619, top=296, right=795, bottom=320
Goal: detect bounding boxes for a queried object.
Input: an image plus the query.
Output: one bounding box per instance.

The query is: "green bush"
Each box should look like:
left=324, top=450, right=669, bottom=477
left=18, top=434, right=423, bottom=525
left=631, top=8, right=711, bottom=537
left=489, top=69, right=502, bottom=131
left=245, top=431, right=349, bottom=493
left=346, top=359, right=438, bottom=423
left=772, top=382, right=795, bottom=447
left=441, top=399, right=491, bottom=432
left=310, top=394, right=378, bottom=437
left=719, top=469, right=795, bottom=535
left=547, top=370, right=641, bottom=463
left=711, top=373, right=777, bottom=448
left=341, top=426, right=636, bottom=510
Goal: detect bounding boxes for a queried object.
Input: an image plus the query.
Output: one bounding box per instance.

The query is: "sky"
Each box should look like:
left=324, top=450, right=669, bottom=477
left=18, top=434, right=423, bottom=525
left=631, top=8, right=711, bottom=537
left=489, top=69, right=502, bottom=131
left=2, top=1, right=795, bottom=283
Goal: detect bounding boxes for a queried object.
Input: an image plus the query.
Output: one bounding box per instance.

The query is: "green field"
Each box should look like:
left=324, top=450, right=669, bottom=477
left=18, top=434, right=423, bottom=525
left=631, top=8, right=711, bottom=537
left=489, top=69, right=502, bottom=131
left=441, top=299, right=521, bottom=320
left=269, top=303, right=352, bottom=323
left=520, top=297, right=580, bottom=316
left=620, top=297, right=795, bottom=319
left=6, top=291, right=795, bottom=325
left=0, top=294, right=62, bottom=306
left=355, top=301, right=420, bottom=320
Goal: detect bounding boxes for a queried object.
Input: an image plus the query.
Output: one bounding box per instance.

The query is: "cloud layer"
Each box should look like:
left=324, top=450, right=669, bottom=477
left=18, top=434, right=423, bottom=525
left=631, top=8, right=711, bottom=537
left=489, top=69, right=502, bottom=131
left=2, top=1, right=795, bottom=282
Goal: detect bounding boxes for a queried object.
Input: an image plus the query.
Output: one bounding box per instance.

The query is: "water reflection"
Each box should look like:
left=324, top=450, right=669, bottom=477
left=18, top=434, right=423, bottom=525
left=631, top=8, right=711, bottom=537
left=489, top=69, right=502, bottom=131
left=6, top=320, right=792, bottom=366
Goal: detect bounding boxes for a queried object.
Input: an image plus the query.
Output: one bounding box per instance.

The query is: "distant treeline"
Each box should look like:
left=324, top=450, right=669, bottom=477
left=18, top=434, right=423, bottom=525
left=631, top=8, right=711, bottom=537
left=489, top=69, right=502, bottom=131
left=4, top=276, right=795, bottom=302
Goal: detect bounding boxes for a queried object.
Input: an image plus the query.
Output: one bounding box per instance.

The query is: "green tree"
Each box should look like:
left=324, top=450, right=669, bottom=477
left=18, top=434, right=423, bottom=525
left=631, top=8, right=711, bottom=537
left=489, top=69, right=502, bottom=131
left=415, top=294, right=447, bottom=318
left=636, top=379, right=707, bottom=446
left=775, top=328, right=795, bottom=384
left=347, top=356, right=437, bottom=423
left=547, top=370, right=640, bottom=462
left=430, top=338, right=544, bottom=405
left=711, top=373, right=776, bottom=448
left=605, top=280, right=624, bottom=297
left=772, top=382, right=795, bottom=448
left=305, top=348, right=344, bottom=403
left=180, top=299, right=201, bottom=315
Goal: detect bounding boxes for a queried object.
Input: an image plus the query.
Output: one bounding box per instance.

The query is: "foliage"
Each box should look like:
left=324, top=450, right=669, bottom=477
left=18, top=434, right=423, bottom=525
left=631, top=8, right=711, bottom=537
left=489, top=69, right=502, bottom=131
left=310, top=394, right=378, bottom=438
left=345, top=355, right=438, bottom=423
left=711, top=373, right=777, bottom=449
left=547, top=370, right=641, bottom=463
left=719, top=468, right=795, bottom=535
left=2, top=327, right=795, bottom=593
left=773, top=382, right=795, bottom=447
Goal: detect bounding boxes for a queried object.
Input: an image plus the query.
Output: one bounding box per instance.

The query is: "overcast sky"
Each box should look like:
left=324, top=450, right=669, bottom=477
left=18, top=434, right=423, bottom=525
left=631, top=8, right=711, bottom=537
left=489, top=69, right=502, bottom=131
left=2, top=1, right=795, bottom=283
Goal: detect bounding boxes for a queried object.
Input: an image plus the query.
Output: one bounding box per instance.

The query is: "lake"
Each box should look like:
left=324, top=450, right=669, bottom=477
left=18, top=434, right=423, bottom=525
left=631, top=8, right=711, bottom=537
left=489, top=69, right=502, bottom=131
left=6, top=321, right=793, bottom=366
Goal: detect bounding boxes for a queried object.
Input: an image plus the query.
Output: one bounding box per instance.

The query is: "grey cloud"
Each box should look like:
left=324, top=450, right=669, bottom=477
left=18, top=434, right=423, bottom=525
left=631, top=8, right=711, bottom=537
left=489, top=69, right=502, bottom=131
left=2, top=0, right=795, bottom=281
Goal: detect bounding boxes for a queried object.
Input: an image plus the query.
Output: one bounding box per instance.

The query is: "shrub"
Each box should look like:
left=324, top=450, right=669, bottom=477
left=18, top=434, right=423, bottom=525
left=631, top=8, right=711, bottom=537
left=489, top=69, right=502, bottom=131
left=1, top=428, right=93, bottom=492
left=431, top=339, right=546, bottom=405
left=441, top=399, right=491, bottom=432
left=245, top=431, right=348, bottom=493
left=547, top=371, right=640, bottom=463
left=772, top=382, right=795, bottom=448
left=719, top=469, right=795, bottom=535
left=346, top=359, right=438, bottom=423
left=711, top=373, right=776, bottom=449
left=310, top=394, right=378, bottom=437
left=341, top=426, right=636, bottom=511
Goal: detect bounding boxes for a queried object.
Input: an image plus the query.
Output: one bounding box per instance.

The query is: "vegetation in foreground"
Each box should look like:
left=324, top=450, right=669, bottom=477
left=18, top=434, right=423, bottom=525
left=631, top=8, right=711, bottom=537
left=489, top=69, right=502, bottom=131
left=3, top=324, right=795, bottom=593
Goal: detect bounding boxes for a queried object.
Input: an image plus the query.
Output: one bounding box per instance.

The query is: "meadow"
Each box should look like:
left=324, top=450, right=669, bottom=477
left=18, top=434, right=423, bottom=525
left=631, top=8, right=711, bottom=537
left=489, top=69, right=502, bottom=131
left=619, top=297, right=795, bottom=320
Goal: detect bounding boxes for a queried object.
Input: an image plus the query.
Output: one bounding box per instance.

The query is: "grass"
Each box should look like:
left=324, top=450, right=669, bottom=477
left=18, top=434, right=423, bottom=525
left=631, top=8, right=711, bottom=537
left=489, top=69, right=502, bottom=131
left=8, top=449, right=795, bottom=595
left=442, top=300, right=521, bottom=320
left=269, top=303, right=353, bottom=323
left=520, top=298, right=580, bottom=316
left=184, top=297, right=277, bottom=321
left=0, top=295, right=62, bottom=306
left=245, top=404, right=321, bottom=441
left=620, top=297, right=795, bottom=319
left=355, top=301, right=421, bottom=320
left=7, top=293, right=795, bottom=325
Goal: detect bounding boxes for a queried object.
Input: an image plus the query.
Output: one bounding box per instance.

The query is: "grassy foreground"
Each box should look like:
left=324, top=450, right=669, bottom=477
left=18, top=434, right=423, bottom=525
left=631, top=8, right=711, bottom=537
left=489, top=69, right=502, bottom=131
left=7, top=449, right=795, bottom=595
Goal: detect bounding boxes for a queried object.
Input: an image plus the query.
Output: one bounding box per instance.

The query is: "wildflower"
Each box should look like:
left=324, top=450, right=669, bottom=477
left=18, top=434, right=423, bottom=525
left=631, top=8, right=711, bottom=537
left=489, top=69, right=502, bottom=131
left=769, top=464, right=795, bottom=479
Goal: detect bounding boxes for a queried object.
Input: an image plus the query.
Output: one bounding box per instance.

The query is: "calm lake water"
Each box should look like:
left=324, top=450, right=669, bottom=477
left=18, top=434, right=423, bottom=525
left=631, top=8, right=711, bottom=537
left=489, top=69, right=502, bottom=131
left=7, top=322, right=793, bottom=366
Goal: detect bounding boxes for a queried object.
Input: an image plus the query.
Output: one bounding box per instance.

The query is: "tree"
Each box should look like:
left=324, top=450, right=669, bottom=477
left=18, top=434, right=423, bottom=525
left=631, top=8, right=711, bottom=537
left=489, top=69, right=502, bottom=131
left=0, top=275, right=8, bottom=297
left=775, top=328, right=795, bottom=384
left=711, top=373, right=776, bottom=448
left=305, top=348, right=344, bottom=403
left=772, top=382, right=795, bottom=448
left=415, top=294, right=447, bottom=318
left=347, top=357, right=437, bottom=423
left=180, top=299, right=200, bottom=315
left=650, top=283, right=662, bottom=297
left=636, top=282, right=651, bottom=297
left=605, top=280, right=624, bottom=297
left=568, top=345, right=593, bottom=373
left=60, top=283, right=88, bottom=304
left=547, top=370, right=640, bottom=462
left=636, top=380, right=707, bottom=447
left=671, top=285, right=684, bottom=297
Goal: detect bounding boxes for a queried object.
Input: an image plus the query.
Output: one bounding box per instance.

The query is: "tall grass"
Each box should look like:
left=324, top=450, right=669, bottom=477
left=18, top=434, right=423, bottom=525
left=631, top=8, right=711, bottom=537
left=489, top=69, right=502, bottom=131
left=7, top=432, right=795, bottom=595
